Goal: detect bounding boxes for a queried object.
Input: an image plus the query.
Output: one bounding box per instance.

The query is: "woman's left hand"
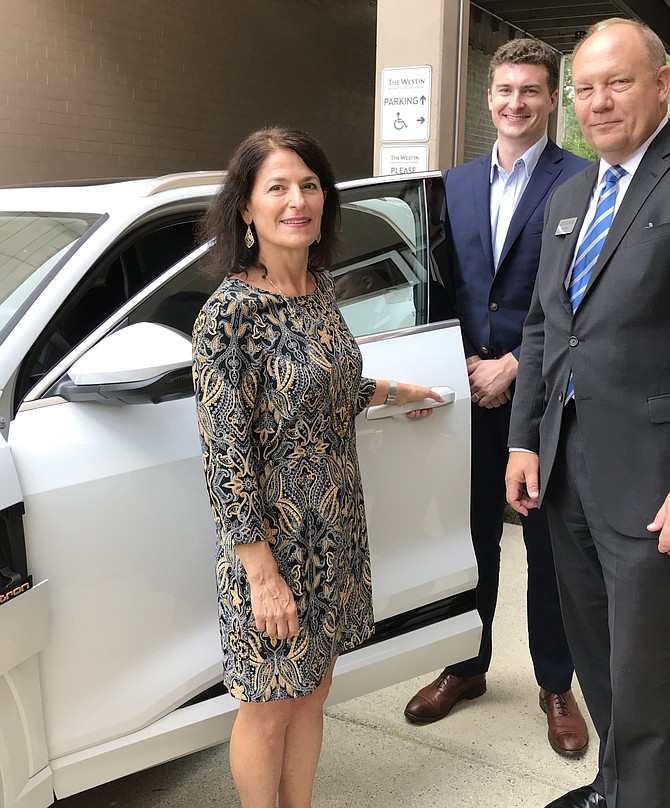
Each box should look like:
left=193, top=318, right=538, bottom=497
left=395, top=382, right=443, bottom=418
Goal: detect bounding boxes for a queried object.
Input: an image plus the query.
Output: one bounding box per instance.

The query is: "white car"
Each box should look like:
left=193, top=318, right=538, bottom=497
left=0, top=171, right=479, bottom=808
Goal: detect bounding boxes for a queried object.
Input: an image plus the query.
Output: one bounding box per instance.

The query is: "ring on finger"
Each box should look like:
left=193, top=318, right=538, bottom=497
left=472, top=392, right=480, bottom=402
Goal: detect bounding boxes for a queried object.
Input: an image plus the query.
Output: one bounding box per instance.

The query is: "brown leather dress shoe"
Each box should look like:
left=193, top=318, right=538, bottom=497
left=404, top=671, right=486, bottom=723
left=540, top=688, right=589, bottom=758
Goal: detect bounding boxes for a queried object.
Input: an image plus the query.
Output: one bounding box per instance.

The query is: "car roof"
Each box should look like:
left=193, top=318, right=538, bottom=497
left=0, top=168, right=445, bottom=216
left=0, top=171, right=225, bottom=214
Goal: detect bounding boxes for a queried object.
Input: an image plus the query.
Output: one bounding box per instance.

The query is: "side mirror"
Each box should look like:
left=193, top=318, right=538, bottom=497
left=51, top=322, right=193, bottom=405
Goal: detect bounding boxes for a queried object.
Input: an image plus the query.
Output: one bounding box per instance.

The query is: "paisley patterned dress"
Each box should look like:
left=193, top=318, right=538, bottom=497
left=192, top=270, right=376, bottom=702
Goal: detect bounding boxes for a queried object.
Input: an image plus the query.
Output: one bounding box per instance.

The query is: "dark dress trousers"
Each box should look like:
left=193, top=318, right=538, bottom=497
left=509, top=124, right=670, bottom=806
left=444, top=140, right=590, bottom=691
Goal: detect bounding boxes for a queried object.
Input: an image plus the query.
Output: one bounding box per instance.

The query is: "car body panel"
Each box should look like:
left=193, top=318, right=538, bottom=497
left=0, top=436, right=22, bottom=512
left=358, top=323, right=474, bottom=616
left=9, top=319, right=475, bottom=760
left=0, top=580, right=52, bottom=808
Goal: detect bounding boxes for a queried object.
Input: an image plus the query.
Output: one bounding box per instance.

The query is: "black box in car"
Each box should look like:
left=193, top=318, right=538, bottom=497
left=0, top=502, right=31, bottom=605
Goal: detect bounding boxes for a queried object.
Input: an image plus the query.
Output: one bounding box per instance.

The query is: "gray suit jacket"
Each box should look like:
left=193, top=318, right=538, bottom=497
left=509, top=123, right=670, bottom=538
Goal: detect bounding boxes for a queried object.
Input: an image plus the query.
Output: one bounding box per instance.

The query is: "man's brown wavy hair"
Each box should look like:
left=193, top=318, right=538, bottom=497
left=488, top=38, right=560, bottom=95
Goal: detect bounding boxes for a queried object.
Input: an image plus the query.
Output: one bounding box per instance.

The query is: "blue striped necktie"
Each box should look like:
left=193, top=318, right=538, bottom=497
left=565, top=164, right=626, bottom=402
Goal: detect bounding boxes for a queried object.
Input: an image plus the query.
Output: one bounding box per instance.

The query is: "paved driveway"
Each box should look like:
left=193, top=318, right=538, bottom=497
left=55, top=524, right=597, bottom=808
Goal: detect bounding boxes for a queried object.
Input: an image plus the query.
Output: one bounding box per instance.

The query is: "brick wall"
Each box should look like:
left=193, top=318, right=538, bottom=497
left=463, top=9, right=514, bottom=163
left=463, top=48, right=498, bottom=163
left=0, top=0, right=376, bottom=184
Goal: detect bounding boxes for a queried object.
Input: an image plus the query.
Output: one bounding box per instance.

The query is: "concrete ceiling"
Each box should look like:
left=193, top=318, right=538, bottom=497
left=473, top=0, right=670, bottom=52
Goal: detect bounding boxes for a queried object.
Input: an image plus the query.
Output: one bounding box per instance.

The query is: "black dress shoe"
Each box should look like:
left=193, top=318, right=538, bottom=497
left=544, top=785, right=606, bottom=808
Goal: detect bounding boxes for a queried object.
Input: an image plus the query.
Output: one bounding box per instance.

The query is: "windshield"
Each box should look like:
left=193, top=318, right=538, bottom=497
left=0, top=212, right=99, bottom=336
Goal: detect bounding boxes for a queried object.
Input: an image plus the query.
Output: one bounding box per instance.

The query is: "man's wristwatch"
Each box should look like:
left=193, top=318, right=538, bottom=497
left=385, top=379, right=397, bottom=405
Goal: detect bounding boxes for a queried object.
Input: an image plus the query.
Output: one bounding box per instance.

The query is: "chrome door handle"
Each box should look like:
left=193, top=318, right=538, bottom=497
left=365, top=385, right=455, bottom=420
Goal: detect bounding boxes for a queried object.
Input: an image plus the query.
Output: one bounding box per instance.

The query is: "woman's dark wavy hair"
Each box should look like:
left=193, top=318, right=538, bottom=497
left=201, top=126, right=340, bottom=279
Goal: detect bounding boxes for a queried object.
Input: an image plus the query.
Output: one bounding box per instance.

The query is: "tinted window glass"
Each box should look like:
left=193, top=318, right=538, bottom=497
left=334, top=181, right=428, bottom=337
left=128, top=251, right=215, bottom=337
left=18, top=217, right=203, bottom=405
left=0, top=212, right=98, bottom=336
left=120, top=177, right=456, bottom=350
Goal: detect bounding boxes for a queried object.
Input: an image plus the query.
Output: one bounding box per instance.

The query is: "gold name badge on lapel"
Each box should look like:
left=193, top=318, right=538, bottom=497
left=555, top=217, right=578, bottom=236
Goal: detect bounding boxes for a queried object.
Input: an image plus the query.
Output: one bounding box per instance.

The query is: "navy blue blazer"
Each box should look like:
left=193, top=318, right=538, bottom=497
left=443, top=140, right=590, bottom=361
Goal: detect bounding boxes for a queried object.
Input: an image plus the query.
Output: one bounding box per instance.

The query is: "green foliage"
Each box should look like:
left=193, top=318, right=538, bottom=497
left=561, top=55, right=597, bottom=162
left=561, top=126, right=598, bottom=162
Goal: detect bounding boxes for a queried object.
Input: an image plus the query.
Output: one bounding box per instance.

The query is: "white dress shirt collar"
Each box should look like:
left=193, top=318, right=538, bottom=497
left=490, top=134, right=548, bottom=183
left=596, top=117, right=669, bottom=183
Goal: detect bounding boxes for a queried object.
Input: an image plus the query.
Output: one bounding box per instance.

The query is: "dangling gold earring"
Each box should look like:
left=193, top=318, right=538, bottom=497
left=315, top=233, right=321, bottom=243
left=244, top=225, right=255, bottom=249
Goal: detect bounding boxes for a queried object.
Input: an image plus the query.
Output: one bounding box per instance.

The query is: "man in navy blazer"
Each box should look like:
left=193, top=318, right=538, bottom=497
left=405, top=38, right=590, bottom=757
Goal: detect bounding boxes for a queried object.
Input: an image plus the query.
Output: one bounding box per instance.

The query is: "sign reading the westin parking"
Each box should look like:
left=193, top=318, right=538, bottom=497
left=381, top=65, right=431, bottom=142
left=380, top=146, right=429, bottom=175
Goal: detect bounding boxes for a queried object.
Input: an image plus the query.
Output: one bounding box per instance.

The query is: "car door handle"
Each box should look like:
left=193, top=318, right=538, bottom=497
left=366, top=385, right=455, bottom=420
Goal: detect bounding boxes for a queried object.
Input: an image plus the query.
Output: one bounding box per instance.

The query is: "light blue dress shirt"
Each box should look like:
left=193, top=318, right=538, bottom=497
left=490, top=134, right=548, bottom=270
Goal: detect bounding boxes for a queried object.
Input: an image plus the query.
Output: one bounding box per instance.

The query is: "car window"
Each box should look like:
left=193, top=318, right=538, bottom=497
left=59, top=177, right=453, bottom=382
left=333, top=180, right=429, bottom=337
left=17, top=215, right=204, bottom=406
left=128, top=250, right=216, bottom=336
left=52, top=219, right=201, bottom=349
left=0, top=212, right=99, bottom=336
left=126, top=178, right=456, bottom=345
left=126, top=183, right=431, bottom=343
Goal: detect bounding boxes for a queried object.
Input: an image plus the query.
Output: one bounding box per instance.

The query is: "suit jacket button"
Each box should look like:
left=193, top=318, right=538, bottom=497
left=569, top=335, right=579, bottom=347
left=480, top=347, right=489, bottom=356
left=489, top=302, right=499, bottom=311
left=558, top=392, right=564, bottom=402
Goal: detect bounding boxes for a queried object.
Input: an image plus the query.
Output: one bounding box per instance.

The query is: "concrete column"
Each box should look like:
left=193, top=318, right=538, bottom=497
left=374, top=0, right=470, bottom=176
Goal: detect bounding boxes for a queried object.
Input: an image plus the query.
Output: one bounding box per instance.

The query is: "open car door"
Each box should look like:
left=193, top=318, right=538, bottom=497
left=329, top=176, right=478, bottom=697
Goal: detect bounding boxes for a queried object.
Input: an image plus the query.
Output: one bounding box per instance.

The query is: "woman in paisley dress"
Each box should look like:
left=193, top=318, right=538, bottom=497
left=192, top=127, right=441, bottom=808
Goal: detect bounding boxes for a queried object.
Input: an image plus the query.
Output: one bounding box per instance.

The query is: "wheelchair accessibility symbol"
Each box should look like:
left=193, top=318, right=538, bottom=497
left=393, top=113, right=408, bottom=130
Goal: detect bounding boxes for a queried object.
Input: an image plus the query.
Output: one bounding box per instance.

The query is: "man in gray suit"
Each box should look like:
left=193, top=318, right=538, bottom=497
left=506, top=18, right=670, bottom=808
